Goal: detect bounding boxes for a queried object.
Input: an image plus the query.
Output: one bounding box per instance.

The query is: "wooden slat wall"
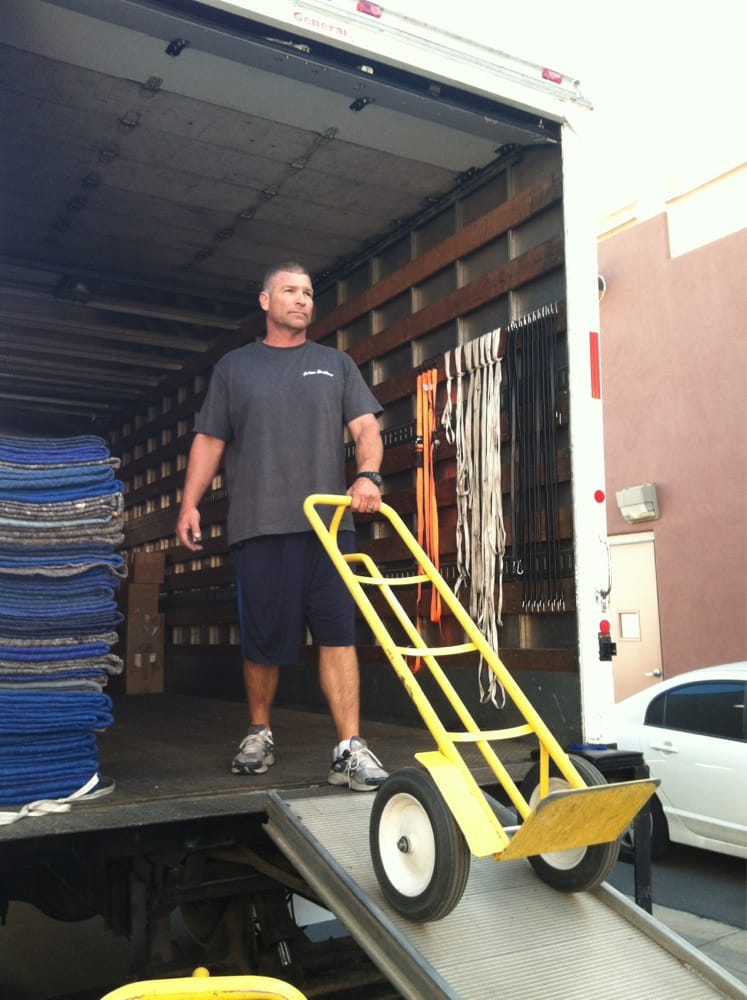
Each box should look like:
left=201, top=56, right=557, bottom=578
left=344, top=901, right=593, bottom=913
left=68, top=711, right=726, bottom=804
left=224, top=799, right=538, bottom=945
left=110, top=146, right=577, bottom=685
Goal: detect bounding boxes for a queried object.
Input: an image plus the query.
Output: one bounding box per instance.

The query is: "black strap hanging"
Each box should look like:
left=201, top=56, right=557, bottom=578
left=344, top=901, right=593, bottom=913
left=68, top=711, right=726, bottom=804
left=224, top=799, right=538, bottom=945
left=505, top=304, right=562, bottom=613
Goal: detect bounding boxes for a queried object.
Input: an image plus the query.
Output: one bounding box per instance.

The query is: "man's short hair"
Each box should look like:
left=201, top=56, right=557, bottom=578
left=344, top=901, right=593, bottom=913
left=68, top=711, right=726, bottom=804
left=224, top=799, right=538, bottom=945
left=262, top=262, right=311, bottom=292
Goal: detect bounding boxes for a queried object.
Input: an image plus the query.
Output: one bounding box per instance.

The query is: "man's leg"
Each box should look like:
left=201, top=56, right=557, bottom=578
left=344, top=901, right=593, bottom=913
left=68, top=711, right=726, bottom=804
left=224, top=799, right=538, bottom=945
left=321, top=644, right=388, bottom=790
left=318, top=645, right=359, bottom=741
left=243, top=658, right=280, bottom=727
left=231, top=660, right=278, bottom=775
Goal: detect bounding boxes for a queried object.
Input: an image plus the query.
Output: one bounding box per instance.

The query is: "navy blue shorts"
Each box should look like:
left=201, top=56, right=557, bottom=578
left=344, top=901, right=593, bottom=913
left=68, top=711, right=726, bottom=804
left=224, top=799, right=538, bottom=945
left=232, top=531, right=356, bottom=666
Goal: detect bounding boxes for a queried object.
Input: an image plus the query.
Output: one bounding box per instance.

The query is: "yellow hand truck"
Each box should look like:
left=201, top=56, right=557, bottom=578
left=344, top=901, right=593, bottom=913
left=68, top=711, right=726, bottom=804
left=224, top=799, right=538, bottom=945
left=304, top=495, right=657, bottom=922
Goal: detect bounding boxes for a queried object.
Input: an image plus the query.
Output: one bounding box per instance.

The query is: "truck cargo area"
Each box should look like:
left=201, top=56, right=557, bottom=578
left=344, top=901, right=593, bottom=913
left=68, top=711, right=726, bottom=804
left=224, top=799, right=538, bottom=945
left=1, top=0, right=594, bottom=743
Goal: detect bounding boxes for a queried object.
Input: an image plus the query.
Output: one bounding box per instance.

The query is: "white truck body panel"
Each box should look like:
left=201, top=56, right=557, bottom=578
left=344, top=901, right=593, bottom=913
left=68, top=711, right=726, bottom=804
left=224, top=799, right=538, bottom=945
left=199, top=0, right=591, bottom=113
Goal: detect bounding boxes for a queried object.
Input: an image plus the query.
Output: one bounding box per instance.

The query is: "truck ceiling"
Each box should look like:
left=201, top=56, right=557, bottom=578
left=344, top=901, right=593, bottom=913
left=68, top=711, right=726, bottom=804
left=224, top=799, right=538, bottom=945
left=1, top=0, right=560, bottom=436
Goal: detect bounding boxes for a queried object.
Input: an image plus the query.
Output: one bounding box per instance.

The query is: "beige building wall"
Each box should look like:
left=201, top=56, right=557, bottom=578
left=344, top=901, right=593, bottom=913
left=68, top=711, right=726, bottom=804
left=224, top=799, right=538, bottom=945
left=598, top=212, right=746, bottom=678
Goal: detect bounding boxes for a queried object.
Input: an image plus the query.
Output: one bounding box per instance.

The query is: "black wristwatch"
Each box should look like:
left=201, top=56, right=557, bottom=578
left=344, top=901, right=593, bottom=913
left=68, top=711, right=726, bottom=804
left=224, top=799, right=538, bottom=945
left=354, top=471, right=383, bottom=488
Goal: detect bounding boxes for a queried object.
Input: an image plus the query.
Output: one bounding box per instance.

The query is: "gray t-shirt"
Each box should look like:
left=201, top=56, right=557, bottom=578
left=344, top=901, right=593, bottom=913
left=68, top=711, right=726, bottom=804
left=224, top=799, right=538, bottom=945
left=194, top=339, right=382, bottom=544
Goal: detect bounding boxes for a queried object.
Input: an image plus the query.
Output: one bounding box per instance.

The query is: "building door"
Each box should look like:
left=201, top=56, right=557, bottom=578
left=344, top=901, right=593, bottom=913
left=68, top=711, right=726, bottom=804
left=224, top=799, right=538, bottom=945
left=608, top=532, right=663, bottom=701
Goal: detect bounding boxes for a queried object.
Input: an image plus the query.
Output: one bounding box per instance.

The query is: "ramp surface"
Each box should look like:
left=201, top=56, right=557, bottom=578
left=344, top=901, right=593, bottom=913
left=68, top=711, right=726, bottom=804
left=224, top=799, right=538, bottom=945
left=266, top=791, right=745, bottom=1000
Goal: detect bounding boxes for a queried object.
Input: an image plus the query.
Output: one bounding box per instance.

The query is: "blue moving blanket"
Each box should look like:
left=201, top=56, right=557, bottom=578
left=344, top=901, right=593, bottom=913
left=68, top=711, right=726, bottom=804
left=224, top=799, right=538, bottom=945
left=0, top=435, right=113, bottom=465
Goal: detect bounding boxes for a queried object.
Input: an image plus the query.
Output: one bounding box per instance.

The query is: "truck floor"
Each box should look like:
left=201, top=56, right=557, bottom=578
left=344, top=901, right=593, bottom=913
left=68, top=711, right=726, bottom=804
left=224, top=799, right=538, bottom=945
left=0, top=694, right=533, bottom=846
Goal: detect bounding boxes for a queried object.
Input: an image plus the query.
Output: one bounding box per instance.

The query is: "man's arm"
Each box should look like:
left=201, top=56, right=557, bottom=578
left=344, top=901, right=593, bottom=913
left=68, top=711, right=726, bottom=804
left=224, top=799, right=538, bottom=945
left=176, top=433, right=226, bottom=550
left=346, top=412, right=383, bottom=514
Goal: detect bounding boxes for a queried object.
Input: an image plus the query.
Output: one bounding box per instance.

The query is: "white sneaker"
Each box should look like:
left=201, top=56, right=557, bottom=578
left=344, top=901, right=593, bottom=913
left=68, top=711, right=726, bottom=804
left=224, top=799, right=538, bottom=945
left=328, top=737, right=388, bottom=791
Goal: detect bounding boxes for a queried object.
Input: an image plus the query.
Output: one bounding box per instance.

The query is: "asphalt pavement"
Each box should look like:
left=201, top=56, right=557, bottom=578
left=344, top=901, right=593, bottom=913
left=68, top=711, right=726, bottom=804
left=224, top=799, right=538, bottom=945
left=608, top=844, right=747, bottom=987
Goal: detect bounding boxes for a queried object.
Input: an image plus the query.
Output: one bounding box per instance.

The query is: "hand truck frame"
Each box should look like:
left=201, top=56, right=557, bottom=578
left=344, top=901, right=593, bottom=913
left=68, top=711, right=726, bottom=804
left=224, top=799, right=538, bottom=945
left=305, top=495, right=657, bottom=922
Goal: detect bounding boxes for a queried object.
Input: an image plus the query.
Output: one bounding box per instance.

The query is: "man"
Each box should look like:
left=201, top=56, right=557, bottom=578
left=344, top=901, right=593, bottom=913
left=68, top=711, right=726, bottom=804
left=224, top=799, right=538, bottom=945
left=176, top=262, right=388, bottom=791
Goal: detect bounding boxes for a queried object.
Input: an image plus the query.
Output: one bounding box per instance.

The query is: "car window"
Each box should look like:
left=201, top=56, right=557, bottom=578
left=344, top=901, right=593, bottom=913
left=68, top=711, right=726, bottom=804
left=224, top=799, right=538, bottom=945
left=644, top=681, right=746, bottom=741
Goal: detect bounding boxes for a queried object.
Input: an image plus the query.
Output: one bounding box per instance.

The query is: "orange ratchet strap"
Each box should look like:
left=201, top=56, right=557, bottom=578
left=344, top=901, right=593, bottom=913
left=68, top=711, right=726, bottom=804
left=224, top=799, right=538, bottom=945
left=416, top=368, right=441, bottom=629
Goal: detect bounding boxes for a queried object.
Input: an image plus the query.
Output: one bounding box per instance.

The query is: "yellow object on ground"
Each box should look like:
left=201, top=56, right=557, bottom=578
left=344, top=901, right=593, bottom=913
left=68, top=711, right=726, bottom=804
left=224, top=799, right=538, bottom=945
left=100, top=966, right=308, bottom=999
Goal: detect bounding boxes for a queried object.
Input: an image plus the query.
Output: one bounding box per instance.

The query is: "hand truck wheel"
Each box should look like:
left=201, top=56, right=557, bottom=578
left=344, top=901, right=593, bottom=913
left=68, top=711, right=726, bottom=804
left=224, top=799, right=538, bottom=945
left=369, top=766, right=470, bottom=922
left=520, top=754, right=620, bottom=891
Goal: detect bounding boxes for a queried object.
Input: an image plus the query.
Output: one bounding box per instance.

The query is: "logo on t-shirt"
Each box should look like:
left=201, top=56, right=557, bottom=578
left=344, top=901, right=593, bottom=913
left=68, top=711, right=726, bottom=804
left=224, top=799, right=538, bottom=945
left=303, top=369, right=334, bottom=377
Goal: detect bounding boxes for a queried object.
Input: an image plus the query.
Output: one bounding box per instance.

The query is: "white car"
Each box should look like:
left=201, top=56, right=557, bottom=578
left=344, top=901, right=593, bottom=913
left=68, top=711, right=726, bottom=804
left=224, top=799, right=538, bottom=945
left=609, top=662, right=747, bottom=859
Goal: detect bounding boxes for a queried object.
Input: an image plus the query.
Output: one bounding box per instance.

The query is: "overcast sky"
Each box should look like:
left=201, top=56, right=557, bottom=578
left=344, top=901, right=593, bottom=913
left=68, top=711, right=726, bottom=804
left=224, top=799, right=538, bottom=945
left=402, top=0, right=745, bottom=221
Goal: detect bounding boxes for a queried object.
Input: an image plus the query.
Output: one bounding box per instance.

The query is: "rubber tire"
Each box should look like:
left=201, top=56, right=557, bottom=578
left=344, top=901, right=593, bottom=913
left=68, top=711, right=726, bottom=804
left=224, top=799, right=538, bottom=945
left=369, top=766, right=471, bottom=922
left=520, top=754, right=621, bottom=892
left=619, top=793, right=669, bottom=862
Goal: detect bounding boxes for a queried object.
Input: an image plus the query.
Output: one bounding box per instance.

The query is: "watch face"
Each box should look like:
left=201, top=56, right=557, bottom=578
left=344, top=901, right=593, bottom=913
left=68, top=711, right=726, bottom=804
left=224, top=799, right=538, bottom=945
left=359, top=471, right=382, bottom=486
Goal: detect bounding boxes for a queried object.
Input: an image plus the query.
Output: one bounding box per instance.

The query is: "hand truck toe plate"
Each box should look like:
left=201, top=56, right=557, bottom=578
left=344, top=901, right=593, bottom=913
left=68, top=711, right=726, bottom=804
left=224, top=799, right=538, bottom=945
left=498, top=778, right=659, bottom=860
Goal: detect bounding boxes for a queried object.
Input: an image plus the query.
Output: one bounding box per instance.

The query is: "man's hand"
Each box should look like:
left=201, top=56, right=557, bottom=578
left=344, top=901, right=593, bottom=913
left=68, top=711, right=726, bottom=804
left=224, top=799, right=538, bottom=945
left=176, top=506, right=204, bottom=551
left=347, top=412, right=383, bottom=516
left=175, top=433, right=225, bottom=551
left=347, top=477, right=381, bottom=515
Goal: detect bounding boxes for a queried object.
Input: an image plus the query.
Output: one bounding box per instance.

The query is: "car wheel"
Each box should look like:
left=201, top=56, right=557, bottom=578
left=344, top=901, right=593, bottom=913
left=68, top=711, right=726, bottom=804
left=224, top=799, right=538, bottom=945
left=520, top=755, right=621, bottom=892
left=370, top=767, right=471, bottom=922
left=620, top=793, right=669, bottom=862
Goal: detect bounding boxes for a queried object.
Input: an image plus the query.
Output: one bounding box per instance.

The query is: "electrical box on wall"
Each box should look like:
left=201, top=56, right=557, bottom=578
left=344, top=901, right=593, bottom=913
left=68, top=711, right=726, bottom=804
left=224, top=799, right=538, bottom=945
left=615, top=483, right=660, bottom=524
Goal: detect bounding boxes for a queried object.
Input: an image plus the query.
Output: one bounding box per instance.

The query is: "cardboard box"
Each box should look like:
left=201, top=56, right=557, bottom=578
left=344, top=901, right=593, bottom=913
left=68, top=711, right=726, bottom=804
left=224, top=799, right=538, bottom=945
left=118, top=582, right=160, bottom=616
left=125, top=647, right=164, bottom=695
left=122, top=611, right=165, bottom=694
left=123, top=610, right=164, bottom=651
left=128, top=551, right=166, bottom=584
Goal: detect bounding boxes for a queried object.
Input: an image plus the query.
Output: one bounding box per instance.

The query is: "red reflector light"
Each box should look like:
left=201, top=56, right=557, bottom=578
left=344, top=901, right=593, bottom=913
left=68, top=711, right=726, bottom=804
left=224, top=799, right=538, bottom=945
left=357, top=1, right=382, bottom=16
left=599, top=619, right=611, bottom=635
left=594, top=490, right=605, bottom=503
left=542, top=68, right=563, bottom=85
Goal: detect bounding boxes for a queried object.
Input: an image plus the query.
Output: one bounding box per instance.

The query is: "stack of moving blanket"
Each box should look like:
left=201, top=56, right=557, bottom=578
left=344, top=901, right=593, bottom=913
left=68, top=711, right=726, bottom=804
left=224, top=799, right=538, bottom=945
left=0, top=435, right=125, bottom=809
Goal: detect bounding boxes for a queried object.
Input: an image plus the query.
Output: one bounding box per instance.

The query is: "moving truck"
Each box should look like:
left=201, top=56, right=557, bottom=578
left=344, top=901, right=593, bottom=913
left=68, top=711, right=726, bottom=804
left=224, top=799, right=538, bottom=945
left=3, top=3, right=740, bottom=998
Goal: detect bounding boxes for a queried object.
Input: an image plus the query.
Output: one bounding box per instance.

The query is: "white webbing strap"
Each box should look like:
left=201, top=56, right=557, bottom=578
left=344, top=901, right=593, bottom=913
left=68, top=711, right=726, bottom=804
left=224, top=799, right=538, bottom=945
left=0, top=772, right=115, bottom=826
left=441, top=328, right=506, bottom=708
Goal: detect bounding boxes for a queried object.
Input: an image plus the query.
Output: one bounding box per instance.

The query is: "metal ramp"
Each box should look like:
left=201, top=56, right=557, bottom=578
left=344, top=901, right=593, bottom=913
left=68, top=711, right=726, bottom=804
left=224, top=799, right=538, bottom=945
left=265, top=791, right=745, bottom=1000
